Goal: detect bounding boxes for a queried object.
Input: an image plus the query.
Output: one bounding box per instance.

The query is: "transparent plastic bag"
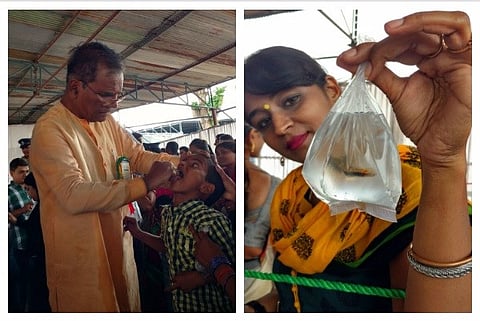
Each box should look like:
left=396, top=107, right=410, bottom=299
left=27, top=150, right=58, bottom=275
left=302, top=63, right=401, bottom=222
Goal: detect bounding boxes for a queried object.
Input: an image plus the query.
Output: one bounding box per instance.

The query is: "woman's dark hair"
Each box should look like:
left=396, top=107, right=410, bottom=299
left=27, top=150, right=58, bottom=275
left=204, top=158, right=226, bottom=206
left=245, top=46, right=328, bottom=95
left=67, top=42, right=124, bottom=84
left=165, top=141, right=179, bottom=155
left=244, top=123, right=256, bottom=219
left=190, top=138, right=215, bottom=159
left=244, top=123, right=254, bottom=139
left=215, top=141, right=236, bottom=154
left=216, top=133, right=233, bottom=140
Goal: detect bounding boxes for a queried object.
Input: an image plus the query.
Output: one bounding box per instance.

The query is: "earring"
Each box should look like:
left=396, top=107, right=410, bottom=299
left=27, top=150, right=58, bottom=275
left=263, top=103, right=270, bottom=110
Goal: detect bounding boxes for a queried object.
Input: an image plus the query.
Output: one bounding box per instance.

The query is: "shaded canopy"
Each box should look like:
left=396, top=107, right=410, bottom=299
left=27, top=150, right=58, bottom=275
left=8, top=10, right=236, bottom=125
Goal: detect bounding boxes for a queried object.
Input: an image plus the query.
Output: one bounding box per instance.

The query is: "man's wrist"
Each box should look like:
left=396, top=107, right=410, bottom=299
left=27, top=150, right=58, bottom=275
left=142, top=174, right=152, bottom=191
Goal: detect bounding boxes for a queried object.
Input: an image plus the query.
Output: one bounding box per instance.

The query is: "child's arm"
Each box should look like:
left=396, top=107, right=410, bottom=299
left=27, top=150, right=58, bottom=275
left=10, top=202, right=34, bottom=218
left=123, top=216, right=165, bottom=252
left=166, top=270, right=212, bottom=292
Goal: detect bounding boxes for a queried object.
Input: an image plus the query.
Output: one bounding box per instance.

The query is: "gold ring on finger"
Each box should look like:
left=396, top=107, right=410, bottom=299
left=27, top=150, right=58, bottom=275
left=426, top=34, right=445, bottom=58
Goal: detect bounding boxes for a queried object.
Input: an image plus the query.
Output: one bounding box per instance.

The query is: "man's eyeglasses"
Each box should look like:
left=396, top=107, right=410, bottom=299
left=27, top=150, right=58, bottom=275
left=82, top=81, right=125, bottom=103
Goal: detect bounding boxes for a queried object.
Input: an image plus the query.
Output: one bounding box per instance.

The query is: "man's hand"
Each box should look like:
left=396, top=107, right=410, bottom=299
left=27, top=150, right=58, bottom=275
left=215, top=164, right=236, bottom=201
left=143, top=161, right=176, bottom=191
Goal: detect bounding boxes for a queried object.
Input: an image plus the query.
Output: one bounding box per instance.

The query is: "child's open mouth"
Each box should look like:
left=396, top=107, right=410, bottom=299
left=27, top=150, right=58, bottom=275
left=170, top=169, right=184, bottom=182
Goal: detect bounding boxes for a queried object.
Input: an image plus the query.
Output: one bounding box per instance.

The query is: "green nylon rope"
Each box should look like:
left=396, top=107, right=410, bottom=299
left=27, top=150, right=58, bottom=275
left=244, top=270, right=406, bottom=299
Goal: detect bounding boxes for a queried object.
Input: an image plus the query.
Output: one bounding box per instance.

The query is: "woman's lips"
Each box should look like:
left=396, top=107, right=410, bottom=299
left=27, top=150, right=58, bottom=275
left=286, top=133, right=308, bottom=151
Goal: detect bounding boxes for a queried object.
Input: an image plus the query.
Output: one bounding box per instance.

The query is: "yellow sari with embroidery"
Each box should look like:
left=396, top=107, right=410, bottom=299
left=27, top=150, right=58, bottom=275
left=270, top=145, right=422, bottom=275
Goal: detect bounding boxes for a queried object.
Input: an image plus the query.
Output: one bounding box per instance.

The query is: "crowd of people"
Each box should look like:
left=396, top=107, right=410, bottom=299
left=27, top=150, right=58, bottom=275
left=8, top=41, right=236, bottom=313
left=8, top=9, right=472, bottom=314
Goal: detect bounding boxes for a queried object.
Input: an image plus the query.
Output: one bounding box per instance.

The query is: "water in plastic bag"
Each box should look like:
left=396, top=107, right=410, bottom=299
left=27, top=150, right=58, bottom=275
left=302, top=63, right=402, bottom=222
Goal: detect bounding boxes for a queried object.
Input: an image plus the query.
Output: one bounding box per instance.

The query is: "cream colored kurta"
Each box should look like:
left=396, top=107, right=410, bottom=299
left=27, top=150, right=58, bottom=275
left=30, top=102, right=178, bottom=312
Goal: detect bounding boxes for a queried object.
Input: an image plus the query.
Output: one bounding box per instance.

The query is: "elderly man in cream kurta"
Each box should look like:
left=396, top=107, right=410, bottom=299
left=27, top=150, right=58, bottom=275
left=30, top=42, right=179, bottom=312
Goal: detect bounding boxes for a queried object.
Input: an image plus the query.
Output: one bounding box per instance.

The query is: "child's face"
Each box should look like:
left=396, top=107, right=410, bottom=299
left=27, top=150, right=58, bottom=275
left=10, top=166, right=29, bottom=185
left=169, top=153, right=212, bottom=197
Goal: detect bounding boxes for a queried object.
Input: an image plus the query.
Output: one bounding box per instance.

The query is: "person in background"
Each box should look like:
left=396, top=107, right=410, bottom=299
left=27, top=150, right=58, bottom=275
left=18, top=138, right=31, bottom=161
left=124, top=153, right=235, bottom=312
left=143, top=142, right=161, bottom=153
left=179, top=146, right=189, bottom=159
left=21, top=172, right=51, bottom=312
left=209, top=145, right=236, bottom=238
left=166, top=141, right=179, bottom=156
left=189, top=138, right=216, bottom=161
left=30, top=41, right=179, bottom=312
left=244, top=123, right=281, bottom=305
left=132, top=131, right=143, bottom=144
left=210, top=159, right=237, bottom=238
left=244, top=11, right=471, bottom=312
left=133, top=191, right=173, bottom=312
left=214, top=133, right=234, bottom=146
left=8, top=157, right=34, bottom=312
left=215, top=140, right=236, bottom=182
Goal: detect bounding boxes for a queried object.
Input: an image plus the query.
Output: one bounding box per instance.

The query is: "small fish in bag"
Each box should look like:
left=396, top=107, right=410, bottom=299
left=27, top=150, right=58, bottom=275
left=302, top=63, right=402, bottom=222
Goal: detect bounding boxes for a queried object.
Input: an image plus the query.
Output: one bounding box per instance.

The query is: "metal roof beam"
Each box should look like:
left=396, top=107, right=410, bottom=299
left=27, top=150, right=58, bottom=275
left=123, top=41, right=235, bottom=97
left=9, top=11, right=81, bottom=95
left=12, top=11, right=121, bottom=122
left=119, top=10, right=192, bottom=59
left=318, top=9, right=358, bottom=47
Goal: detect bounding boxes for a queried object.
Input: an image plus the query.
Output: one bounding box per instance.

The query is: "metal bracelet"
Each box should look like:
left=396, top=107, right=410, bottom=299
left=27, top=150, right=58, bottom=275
left=407, top=248, right=472, bottom=279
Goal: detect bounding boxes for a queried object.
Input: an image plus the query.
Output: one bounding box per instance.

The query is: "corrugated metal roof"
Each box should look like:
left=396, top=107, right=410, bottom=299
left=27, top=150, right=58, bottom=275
left=244, top=10, right=299, bottom=19
left=8, top=10, right=236, bottom=125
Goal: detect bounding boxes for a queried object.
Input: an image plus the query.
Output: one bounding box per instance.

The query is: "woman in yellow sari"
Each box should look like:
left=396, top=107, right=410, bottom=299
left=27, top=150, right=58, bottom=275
left=244, top=10, right=471, bottom=312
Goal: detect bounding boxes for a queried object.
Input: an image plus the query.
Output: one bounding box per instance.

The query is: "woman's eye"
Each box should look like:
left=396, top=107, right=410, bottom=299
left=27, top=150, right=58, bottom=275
left=284, top=94, right=300, bottom=107
left=253, top=117, right=271, bottom=131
